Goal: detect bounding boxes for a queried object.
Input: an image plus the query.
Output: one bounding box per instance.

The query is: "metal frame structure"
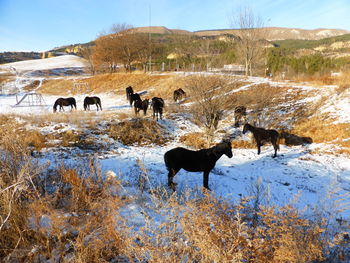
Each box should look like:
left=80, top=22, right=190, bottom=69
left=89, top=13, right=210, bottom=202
left=12, top=92, right=48, bottom=107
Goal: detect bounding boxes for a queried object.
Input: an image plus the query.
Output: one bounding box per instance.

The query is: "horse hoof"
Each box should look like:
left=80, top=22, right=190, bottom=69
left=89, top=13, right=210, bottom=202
left=202, top=188, right=211, bottom=194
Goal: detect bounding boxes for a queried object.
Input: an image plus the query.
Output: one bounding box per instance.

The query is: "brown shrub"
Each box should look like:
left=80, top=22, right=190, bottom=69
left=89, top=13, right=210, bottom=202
left=231, top=139, right=255, bottom=149
left=108, top=118, right=170, bottom=145
left=179, top=132, right=208, bottom=149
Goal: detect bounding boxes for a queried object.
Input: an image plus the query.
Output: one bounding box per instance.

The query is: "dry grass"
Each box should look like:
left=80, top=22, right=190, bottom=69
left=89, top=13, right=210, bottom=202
left=179, top=132, right=208, bottom=149
left=0, top=133, right=347, bottom=262
left=231, top=139, right=256, bottom=149
left=38, top=73, right=177, bottom=98
left=292, top=117, right=350, bottom=154
left=108, top=118, right=170, bottom=146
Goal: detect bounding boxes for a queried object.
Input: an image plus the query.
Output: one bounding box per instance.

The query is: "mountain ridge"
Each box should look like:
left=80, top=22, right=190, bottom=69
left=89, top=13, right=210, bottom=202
left=133, top=26, right=350, bottom=40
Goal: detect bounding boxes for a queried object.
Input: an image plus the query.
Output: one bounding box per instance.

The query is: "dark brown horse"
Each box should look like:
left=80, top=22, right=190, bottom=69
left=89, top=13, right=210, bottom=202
left=126, top=86, right=133, bottom=101
left=164, top=141, right=233, bottom=191
left=53, top=97, right=76, bottom=112
left=83, top=96, right=102, bottom=111
left=243, top=123, right=280, bottom=158
left=151, top=97, right=164, bottom=121
left=134, top=99, right=149, bottom=115
left=280, top=131, right=313, bottom=146
left=173, top=88, right=186, bottom=102
left=129, top=93, right=141, bottom=107
left=234, top=106, right=247, bottom=127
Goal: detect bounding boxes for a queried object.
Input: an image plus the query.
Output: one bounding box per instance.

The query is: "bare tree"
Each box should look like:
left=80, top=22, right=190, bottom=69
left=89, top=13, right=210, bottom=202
left=80, top=46, right=96, bottom=75
left=92, top=23, right=150, bottom=72
left=231, top=6, right=267, bottom=76
left=186, top=75, right=231, bottom=145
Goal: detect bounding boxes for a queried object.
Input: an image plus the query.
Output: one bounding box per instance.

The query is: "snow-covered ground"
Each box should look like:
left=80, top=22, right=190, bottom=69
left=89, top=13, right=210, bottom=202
left=1, top=56, right=350, bottom=221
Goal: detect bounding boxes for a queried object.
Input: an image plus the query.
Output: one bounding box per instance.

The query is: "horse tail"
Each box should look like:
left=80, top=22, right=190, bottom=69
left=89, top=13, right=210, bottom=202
left=53, top=101, right=58, bottom=112
left=276, top=133, right=281, bottom=150
left=98, top=98, right=102, bottom=110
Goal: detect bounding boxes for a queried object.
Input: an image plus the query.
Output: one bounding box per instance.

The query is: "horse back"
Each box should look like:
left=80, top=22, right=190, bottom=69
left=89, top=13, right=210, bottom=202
left=164, top=147, right=213, bottom=172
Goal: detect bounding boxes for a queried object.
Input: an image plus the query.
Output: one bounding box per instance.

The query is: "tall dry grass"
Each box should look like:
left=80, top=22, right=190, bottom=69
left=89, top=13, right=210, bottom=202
left=108, top=118, right=170, bottom=146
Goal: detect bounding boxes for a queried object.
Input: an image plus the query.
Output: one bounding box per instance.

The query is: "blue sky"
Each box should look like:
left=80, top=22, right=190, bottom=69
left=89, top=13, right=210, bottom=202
left=0, top=0, right=349, bottom=52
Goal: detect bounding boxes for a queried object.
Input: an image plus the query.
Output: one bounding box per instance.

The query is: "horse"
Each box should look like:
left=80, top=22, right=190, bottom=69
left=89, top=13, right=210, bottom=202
left=126, top=86, right=133, bottom=101
left=134, top=99, right=149, bottom=115
left=53, top=97, right=76, bottom=112
left=173, top=88, right=186, bottom=102
left=243, top=123, right=280, bottom=158
left=129, top=93, right=141, bottom=107
left=164, top=141, right=233, bottom=191
left=151, top=97, right=165, bottom=121
left=234, top=106, right=247, bottom=127
left=83, top=96, right=102, bottom=111
left=280, top=131, right=313, bottom=146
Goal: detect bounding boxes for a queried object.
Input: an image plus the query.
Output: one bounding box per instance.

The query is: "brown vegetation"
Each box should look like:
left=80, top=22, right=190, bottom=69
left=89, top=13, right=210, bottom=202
left=108, top=118, right=170, bottom=146
left=1, top=124, right=349, bottom=262
left=179, top=132, right=208, bottom=149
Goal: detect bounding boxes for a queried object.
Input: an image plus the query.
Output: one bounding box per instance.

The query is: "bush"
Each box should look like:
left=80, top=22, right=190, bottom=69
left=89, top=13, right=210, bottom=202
left=108, top=118, right=170, bottom=145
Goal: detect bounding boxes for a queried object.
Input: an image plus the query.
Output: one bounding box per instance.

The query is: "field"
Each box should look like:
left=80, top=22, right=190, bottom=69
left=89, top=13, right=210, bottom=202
left=1, top=55, right=350, bottom=262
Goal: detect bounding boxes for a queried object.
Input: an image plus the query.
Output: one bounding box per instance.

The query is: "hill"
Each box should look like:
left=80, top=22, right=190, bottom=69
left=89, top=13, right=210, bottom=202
left=133, top=26, right=349, bottom=40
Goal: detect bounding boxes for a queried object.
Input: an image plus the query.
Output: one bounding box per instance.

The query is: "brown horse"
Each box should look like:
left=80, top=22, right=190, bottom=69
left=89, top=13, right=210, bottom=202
left=243, top=123, right=280, bottom=158
left=84, top=96, right=102, bottom=111
left=129, top=93, right=141, bottom=107
left=126, top=86, right=134, bottom=101
left=164, top=141, right=233, bottom=191
left=173, top=88, right=186, bottom=102
left=53, top=97, right=76, bottom=112
left=151, top=97, right=165, bottom=121
left=234, top=106, right=247, bottom=127
left=280, top=131, right=313, bottom=146
left=134, top=99, right=149, bottom=115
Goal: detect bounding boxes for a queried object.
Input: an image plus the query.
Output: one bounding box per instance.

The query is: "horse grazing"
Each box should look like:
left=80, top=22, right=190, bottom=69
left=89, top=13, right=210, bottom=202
left=129, top=93, right=141, bottom=107
left=151, top=97, right=165, bottom=121
left=164, top=141, right=233, bottom=191
left=126, top=86, right=133, bottom=101
left=280, top=131, right=313, bottom=146
left=234, top=106, right=247, bottom=127
left=53, top=97, right=76, bottom=112
left=83, top=96, right=102, bottom=111
left=243, top=123, right=280, bottom=158
left=134, top=99, right=149, bottom=115
left=173, top=88, right=186, bottom=102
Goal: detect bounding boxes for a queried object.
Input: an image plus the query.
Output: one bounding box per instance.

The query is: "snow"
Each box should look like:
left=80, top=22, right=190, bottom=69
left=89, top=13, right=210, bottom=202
left=1, top=57, right=350, bottom=222
left=0, top=55, right=87, bottom=73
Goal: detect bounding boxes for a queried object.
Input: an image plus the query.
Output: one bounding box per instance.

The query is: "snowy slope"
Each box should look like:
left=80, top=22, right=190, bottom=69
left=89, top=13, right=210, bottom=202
left=0, top=55, right=87, bottom=72
left=1, top=59, right=349, bottom=220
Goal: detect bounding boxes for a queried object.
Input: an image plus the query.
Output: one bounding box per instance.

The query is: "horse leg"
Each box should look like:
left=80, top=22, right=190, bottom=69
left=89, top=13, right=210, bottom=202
left=168, top=168, right=179, bottom=191
left=272, top=138, right=278, bottom=158
left=203, top=171, right=211, bottom=191
left=257, top=141, right=261, bottom=155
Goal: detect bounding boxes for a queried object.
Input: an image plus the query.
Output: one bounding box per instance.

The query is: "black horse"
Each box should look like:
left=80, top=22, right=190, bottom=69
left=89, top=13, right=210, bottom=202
left=164, top=141, right=233, bottom=191
left=151, top=97, right=165, bottom=121
left=53, top=97, right=76, bottom=112
left=134, top=99, right=149, bottom=115
left=173, top=88, right=186, bottom=102
left=234, top=106, right=247, bottom=127
left=243, top=123, right=280, bottom=158
left=129, top=93, right=141, bottom=107
left=83, top=96, right=102, bottom=111
left=126, top=86, right=134, bottom=101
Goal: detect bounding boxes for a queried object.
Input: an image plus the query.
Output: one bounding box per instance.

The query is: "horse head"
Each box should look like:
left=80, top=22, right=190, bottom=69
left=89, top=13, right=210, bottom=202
left=242, top=123, right=251, bottom=134
left=215, top=141, right=233, bottom=158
